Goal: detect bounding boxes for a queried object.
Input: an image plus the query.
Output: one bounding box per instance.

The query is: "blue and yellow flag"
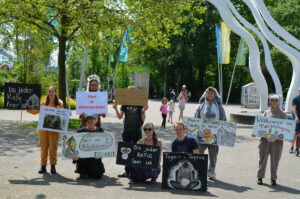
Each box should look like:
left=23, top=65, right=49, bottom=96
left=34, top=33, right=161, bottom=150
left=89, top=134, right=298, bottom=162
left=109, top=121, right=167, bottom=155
left=216, top=25, right=222, bottom=64
left=119, top=27, right=131, bottom=62
left=221, top=22, right=231, bottom=64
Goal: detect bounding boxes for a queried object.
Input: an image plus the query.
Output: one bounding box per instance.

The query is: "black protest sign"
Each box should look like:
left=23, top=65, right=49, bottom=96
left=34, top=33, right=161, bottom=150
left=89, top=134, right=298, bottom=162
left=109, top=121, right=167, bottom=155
left=162, top=152, right=208, bottom=191
left=4, top=82, right=41, bottom=110
left=116, top=141, right=160, bottom=169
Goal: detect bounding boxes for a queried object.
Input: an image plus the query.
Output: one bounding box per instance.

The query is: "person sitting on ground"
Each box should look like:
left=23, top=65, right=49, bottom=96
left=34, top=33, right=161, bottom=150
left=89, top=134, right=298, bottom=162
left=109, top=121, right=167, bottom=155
left=73, top=115, right=105, bottom=179
left=172, top=122, right=199, bottom=154
left=127, top=123, right=162, bottom=184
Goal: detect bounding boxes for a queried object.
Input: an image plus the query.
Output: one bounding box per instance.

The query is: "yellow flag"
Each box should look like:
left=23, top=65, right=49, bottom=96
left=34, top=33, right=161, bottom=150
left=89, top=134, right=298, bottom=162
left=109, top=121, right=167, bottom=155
left=221, top=22, right=231, bottom=64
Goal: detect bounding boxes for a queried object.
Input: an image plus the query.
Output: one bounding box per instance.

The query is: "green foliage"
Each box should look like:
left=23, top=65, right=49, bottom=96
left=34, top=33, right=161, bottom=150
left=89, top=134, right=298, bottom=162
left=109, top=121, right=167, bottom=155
left=26, top=119, right=80, bottom=129
left=115, top=63, right=130, bottom=88
left=65, top=97, right=76, bottom=110
left=0, top=95, right=4, bottom=108
left=0, top=70, right=13, bottom=94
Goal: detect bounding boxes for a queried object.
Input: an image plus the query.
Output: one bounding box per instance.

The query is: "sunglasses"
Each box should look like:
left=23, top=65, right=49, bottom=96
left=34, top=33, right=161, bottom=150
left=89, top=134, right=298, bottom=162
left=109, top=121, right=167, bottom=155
left=143, top=128, right=152, bottom=131
left=271, top=100, right=278, bottom=102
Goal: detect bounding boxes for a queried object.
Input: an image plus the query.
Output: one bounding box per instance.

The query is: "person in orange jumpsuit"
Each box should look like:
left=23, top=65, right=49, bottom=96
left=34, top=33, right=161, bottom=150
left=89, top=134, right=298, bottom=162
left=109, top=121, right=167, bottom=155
left=27, top=86, right=63, bottom=174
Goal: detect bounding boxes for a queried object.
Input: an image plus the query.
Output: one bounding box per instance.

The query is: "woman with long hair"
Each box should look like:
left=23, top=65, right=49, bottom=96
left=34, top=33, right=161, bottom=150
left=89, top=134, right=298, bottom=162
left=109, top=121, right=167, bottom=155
left=127, top=123, right=162, bottom=183
left=27, top=86, right=63, bottom=174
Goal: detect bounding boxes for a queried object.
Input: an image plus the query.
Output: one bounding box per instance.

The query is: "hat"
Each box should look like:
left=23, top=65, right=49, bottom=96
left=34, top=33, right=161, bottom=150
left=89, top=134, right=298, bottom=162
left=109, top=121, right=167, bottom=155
left=85, top=114, right=96, bottom=122
left=87, top=74, right=100, bottom=91
left=270, top=95, right=279, bottom=100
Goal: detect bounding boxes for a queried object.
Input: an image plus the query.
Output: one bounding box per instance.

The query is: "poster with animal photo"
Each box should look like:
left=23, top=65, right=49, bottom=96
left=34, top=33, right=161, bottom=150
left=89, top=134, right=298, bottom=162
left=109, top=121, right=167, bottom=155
left=76, top=92, right=108, bottom=114
left=183, top=117, right=237, bottom=147
left=61, top=132, right=116, bottom=159
left=116, top=142, right=160, bottom=169
left=253, top=116, right=296, bottom=141
left=162, top=152, right=208, bottom=191
left=37, top=106, right=70, bottom=133
left=4, top=82, right=41, bottom=110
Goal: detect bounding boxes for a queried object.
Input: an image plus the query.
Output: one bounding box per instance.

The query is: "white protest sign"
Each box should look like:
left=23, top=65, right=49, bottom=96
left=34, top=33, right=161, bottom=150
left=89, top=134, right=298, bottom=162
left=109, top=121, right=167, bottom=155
left=253, top=116, right=296, bottom=141
left=76, top=92, right=108, bottom=114
left=38, top=106, right=70, bottom=134
left=183, top=117, right=237, bottom=147
left=61, top=132, right=116, bottom=159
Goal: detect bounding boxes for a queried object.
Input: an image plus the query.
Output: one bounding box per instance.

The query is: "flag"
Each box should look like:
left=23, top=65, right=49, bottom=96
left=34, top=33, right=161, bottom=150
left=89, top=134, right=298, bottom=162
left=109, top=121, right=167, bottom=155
left=216, top=25, right=222, bottom=64
left=119, top=27, right=131, bottom=62
left=236, top=38, right=248, bottom=66
left=221, top=22, right=231, bottom=64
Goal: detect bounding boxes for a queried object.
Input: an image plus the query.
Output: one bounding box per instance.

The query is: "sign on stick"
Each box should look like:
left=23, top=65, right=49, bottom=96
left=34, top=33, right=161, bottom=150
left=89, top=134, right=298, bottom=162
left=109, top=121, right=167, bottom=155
left=115, top=88, right=148, bottom=106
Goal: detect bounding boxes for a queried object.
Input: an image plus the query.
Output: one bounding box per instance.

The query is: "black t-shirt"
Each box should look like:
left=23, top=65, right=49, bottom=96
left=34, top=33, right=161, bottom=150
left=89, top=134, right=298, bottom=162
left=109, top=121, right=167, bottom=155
left=77, top=126, right=104, bottom=133
left=172, top=135, right=198, bottom=153
left=121, top=105, right=143, bottom=132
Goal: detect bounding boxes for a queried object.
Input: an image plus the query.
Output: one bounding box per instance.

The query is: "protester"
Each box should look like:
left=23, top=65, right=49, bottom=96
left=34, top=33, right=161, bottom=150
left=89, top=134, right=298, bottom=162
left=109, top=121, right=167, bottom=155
left=252, top=95, right=287, bottom=186
left=170, top=89, right=176, bottom=104
left=27, top=86, right=63, bottom=174
left=177, top=87, right=188, bottom=121
left=79, top=74, right=105, bottom=128
left=194, top=86, right=226, bottom=181
left=172, top=122, right=199, bottom=154
left=168, top=100, right=175, bottom=124
left=73, top=115, right=105, bottom=179
left=292, top=88, right=300, bottom=156
left=113, top=86, right=148, bottom=177
left=127, top=123, right=162, bottom=184
left=160, top=97, right=168, bottom=129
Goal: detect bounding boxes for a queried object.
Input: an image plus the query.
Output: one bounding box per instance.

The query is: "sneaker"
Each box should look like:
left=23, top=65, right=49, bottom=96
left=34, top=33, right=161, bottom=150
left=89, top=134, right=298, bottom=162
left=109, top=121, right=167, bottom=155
left=50, top=165, right=56, bottom=175
left=38, top=165, right=46, bottom=174
left=296, top=148, right=299, bottom=156
left=209, top=177, right=217, bottom=182
left=271, top=180, right=276, bottom=186
left=80, top=174, right=88, bottom=179
left=151, top=178, right=156, bottom=182
left=118, top=172, right=128, bottom=178
left=257, top=178, right=263, bottom=185
left=289, top=146, right=294, bottom=153
left=128, top=180, right=135, bottom=184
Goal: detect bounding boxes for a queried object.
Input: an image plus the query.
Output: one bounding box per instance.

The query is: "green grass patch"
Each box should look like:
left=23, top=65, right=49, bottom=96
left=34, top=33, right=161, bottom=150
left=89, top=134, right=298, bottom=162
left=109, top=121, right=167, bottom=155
left=26, top=119, right=81, bottom=129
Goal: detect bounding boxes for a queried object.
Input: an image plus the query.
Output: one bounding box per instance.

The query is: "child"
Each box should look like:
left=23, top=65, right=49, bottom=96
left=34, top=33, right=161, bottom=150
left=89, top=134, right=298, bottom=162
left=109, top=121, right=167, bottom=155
left=168, top=100, right=175, bottom=123
left=160, top=97, right=168, bottom=129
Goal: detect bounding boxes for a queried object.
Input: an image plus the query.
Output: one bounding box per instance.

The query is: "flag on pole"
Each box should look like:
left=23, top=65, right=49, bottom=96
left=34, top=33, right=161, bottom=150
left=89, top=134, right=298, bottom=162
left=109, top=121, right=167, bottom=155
left=119, top=28, right=131, bottom=62
left=221, top=22, right=231, bottom=64
left=236, top=38, right=248, bottom=66
left=216, top=25, right=222, bottom=64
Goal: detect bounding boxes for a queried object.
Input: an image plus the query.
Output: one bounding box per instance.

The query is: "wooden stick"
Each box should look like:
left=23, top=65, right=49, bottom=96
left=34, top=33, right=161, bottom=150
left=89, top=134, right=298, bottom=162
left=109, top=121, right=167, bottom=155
left=19, top=110, right=23, bottom=135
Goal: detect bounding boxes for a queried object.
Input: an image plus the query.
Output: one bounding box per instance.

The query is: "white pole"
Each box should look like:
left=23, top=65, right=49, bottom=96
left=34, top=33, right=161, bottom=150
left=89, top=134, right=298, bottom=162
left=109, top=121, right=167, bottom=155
left=79, top=49, right=88, bottom=91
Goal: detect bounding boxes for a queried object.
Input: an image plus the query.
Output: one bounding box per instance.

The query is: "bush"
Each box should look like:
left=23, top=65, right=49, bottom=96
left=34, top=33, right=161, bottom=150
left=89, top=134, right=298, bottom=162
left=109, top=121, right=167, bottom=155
left=0, top=95, right=4, bottom=108
left=66, top=97, right=76, bottom=110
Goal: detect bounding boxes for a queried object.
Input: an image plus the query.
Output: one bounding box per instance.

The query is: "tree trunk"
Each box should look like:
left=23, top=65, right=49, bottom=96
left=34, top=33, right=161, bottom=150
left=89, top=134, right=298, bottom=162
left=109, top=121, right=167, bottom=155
left=58, top=37, right=67, bottom=107
left=163, top=70, right=167, bottom=97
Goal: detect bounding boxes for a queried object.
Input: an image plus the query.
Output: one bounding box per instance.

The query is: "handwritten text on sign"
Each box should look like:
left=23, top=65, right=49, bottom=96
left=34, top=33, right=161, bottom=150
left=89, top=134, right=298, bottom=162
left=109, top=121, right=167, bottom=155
left=253, top=116, right=296, bottom=141
left=76, top=92, right=108, bottom=114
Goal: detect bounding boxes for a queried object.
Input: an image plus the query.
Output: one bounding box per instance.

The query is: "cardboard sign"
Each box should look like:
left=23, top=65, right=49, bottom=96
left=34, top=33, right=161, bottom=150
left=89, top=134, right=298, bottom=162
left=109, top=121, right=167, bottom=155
left=253, top=116, right=296, bottom=141
left=115, top=88, right=148, bottom=106
left=37, top=106, right=70, bottom=133
left=4, top=82, right=41, bottom=110
left=183, top=117, right=237, bottom=147
left=162, top=152, right=208, bottom=191
left=116, top=142, right=160, bottom=169
left=61, top=132, right=116, bottom=159
left=76, top=92, right=108, bottom=114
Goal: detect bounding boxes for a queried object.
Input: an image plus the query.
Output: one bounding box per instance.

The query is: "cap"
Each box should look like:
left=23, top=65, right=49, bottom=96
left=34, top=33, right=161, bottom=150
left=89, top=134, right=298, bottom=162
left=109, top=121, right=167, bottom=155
left=85, top=114, right=96, bottom=122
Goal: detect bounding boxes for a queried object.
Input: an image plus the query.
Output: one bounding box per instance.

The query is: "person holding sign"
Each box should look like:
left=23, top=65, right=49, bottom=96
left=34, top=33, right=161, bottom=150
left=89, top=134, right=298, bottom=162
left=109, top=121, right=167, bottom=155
left=291, top=88, right=300, bottom=156
left=27, top=86, right=63, bottom=174
left=79, top=74, right=105, bottom=128
left=172, top=122, right=199, bottom=154
left=73, top=115, right=105, bottom=179
left=253, top=95, right=287, bottom=186
left=194, top=87, right=227, bottom=181
left=127, top=123, right=162, bottom=183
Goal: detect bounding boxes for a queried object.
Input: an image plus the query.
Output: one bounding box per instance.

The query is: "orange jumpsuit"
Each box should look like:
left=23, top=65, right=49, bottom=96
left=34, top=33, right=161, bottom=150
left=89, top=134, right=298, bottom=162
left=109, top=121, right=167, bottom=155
left=27, top=100, right=63, bottom=166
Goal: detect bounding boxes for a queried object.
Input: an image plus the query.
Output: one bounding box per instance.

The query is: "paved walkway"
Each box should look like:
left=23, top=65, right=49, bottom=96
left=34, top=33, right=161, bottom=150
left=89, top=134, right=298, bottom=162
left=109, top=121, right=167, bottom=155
left=0, top=100, right=299, bottom=199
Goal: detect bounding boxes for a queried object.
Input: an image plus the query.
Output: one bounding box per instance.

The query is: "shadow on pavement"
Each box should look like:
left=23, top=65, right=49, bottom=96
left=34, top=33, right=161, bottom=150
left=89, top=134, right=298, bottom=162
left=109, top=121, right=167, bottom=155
left=207, top=180, right=252, bottom=193
left=263, top=183, right=300, bottom=194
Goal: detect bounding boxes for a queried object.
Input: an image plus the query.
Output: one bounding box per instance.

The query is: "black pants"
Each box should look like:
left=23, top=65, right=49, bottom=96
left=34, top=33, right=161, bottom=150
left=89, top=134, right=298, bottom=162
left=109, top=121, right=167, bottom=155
left=77, top=158, right=105, bottom=179
left=162, top=114, right=167, bottom=128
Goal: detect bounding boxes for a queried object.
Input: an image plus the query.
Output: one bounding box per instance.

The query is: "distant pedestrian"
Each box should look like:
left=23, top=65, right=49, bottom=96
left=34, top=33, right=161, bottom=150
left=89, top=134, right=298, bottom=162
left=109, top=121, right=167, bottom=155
left=292, top=87, right=300, bottom=156
left=168, top=100, right=175, bottom=123
left=170, top=89, right=176, bottom=105
left=188, top=91, right=192, bottom=102
left=160, top=97, right=168, bottom=129
left=177, top=87, right=188, bottom=121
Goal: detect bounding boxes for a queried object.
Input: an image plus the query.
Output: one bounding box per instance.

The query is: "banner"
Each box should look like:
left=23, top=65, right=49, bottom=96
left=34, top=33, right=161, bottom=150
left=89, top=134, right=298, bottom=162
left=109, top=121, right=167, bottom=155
left=236, top=38, right=248, bottom=66
left=162, top=152, right=208, bottom=191
left=76, top=92, right=108, bottom=114
left=221, top=22, right=231, bottom=64
left=38, top=106, right=70, bottom=133
left=4, top=82, right=41, bottom=110
left=183, top=117, right=237, bottom=147
left=61, top=132, right=116, bottom=159
left=116, top=142, right=160, bottom=169
left=115, top=88, right=148, bottom=106
left=119, top=28, right=131, bottom=62
left=216, top=25, right=222, bottom=64
left=253, top=116, right=296, bottom=141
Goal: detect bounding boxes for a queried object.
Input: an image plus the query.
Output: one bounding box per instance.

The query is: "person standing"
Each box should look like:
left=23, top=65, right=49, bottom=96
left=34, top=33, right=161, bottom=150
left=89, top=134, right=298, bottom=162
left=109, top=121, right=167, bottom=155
left=177, top=87, right=188, bottom=121
left=194, top=86, right=226, bottom=181
left=27, top=86, right=63, bottom=174
left=253, top=95, right=287, bottom=186
left=292, top=88, right=300, bottom=156
left=168, top=100, right=175, bottom=123
left=160, top=97, right=168, bottom=129
left=113, top=86, right=148, bottom=177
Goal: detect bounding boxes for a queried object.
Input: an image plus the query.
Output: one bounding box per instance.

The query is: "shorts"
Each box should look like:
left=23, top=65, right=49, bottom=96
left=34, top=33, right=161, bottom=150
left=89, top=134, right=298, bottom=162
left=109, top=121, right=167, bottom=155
left=179, top=105, right=185, bottom=110
left=296, top=123, right=300, bottom=133
left=169, top=111, right=173, bottom=115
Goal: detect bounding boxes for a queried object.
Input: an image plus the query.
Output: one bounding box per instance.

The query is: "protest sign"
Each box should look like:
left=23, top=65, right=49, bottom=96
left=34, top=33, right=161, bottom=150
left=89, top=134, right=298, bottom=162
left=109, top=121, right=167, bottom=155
left=76, top=92, right=108, bottom=114
left=183, top=117, right=237, bottom=147
left=116, top=142, right=160, bottom=169
left=115, top=88, right=148, bottom=106
left=37, top=106, right=70, bottom=133
left=4, top=82, right=41, bottom=110
left=253, top=116, right=296, bottom=141
left=61, top=132, right=115, bottom=159
left=162, top=152, right=208, bottom=191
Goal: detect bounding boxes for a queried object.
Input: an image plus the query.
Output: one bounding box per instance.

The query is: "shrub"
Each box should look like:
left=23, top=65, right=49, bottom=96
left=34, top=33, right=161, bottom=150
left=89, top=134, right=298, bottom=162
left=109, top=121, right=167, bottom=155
left=0, top=95, right=4, bottom=108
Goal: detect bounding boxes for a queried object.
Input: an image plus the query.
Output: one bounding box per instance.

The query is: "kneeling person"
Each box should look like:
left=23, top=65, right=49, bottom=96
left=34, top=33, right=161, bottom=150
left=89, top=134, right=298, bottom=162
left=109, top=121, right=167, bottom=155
left=73, top=115, right=105, bottom=179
